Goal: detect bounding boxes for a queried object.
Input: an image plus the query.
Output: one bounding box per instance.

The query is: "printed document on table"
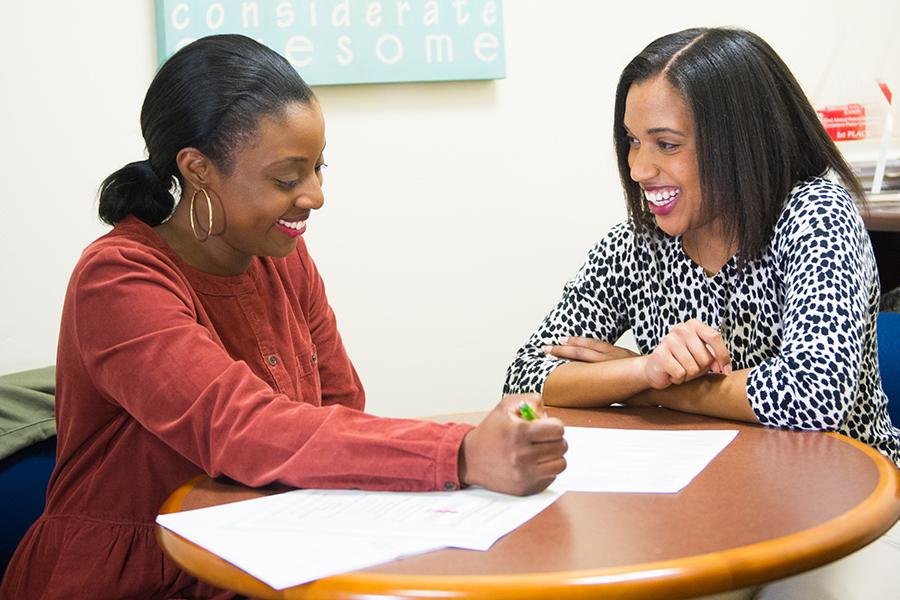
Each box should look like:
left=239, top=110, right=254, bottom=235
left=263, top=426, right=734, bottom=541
left=156, top=486, right=561, bottom=589
left=225, top=486, right=561, bottom=550
left=550, top=427, right=738, bottom=493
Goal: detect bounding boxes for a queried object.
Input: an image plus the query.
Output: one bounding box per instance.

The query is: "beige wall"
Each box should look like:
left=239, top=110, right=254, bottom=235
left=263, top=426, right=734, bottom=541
left=1, top=1, right=897, bottom=416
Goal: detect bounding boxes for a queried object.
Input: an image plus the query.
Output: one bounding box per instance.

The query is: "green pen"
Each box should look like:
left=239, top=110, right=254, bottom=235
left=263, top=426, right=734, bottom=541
left=516, top=400, right=538, bottom=421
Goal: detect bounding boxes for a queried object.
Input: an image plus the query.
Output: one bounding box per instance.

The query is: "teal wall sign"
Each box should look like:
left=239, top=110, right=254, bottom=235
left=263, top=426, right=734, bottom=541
left=154, top=1, right=506, bottom=86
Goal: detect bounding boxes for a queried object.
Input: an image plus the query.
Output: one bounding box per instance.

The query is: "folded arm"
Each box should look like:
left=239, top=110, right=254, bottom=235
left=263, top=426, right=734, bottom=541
left=542, top=329, right=758, bottom=423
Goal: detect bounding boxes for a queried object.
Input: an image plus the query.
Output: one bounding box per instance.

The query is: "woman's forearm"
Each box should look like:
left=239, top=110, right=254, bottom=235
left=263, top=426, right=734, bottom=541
left=630, top=368, right=759, bottom=423
left=542, top=356, right=651, bottom=407
left=543, top=357, right=759, bottom=424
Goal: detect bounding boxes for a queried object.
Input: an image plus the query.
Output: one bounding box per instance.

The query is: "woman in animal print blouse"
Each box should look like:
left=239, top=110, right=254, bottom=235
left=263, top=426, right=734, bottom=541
left=504, top=27, right=899, bottom=600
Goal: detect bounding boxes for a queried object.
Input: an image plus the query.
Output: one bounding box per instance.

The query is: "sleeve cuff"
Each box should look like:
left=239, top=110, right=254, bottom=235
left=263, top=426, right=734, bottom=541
left=433, top=422, right=475, bottom=491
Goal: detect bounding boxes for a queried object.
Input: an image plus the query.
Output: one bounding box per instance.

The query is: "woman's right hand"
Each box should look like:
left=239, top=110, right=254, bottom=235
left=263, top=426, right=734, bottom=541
left=642, top=319, right=732, bottom=389
left=458, top=394, right=567, bottom=496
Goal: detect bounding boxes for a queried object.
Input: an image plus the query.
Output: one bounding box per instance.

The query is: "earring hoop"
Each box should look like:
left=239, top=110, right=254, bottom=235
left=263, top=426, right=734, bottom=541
left=189, top=188, right=213, bottom=243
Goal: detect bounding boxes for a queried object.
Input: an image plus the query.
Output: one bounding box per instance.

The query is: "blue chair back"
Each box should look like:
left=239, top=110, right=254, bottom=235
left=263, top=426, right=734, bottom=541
left=877, top=311, right=900, bottom=426
left=0, top=436, right=56, bottom=573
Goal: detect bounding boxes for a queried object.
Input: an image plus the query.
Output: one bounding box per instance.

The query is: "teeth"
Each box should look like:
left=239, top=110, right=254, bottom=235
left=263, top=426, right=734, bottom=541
left=277, top=219, right=305, bottom=230
left=644, top=189, right=679, bottom=206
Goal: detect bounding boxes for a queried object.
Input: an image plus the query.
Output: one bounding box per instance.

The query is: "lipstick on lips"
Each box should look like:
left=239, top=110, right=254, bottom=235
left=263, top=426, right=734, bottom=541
left=275, top=214, right=308, bottom=237
left=643, top=186, right=680, bottom=216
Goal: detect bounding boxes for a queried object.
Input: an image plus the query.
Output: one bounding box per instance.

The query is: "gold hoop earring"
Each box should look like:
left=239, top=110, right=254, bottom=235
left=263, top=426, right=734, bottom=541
left=189, top=188, right=213, bottom=243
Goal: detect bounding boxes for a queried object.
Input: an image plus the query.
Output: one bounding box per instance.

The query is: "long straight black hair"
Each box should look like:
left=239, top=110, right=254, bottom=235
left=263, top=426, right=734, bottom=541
left=98, top=34, right=315, bottom=226
left=613, top=28, right=863, bottom=263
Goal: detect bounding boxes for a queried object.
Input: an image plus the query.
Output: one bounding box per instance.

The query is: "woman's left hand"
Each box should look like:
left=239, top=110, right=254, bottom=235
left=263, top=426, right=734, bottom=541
left=642, top=319, right=732, bottom=389
left=542, top=336, right=639, bottom=363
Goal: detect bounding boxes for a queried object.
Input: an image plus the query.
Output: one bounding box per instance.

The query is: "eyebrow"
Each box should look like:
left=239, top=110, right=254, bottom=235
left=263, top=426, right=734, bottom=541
left=268, top=156, right=310, bottom=167
left=647, top=127, right=687, bottom=136
left=624, top=123, right=687, bottom=137
left=266, top=143, right=327, bottom=169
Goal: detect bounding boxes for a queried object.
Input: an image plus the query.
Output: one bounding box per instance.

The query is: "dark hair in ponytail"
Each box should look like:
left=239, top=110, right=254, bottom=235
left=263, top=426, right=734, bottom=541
left=98, top=34, right=315, bottom=225
left=98, top=160, right=175, bottom=225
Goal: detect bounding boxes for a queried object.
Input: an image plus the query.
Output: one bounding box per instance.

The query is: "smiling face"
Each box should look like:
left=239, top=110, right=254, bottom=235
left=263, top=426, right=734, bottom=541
left=178, top=101, right=327, bottom=274
left=623, top=75, right=711, bottom=239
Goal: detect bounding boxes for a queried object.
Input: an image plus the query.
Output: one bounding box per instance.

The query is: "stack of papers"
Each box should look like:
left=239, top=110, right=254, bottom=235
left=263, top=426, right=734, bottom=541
left=156, top=486, right=562, bottom=590
left=156, top=426, right=738, bottom=589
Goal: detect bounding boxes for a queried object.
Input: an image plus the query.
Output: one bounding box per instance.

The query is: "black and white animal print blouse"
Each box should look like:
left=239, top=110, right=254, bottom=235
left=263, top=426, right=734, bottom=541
left=504, top=177, right=900, bottom=465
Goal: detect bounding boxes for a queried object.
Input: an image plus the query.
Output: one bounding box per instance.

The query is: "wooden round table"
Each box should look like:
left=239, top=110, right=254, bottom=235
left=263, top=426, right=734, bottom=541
left=157, top=406, right=900, bottom=599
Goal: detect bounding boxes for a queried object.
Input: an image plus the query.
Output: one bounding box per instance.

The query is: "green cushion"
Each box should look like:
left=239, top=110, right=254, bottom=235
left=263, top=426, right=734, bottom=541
left=0, top=366, right=56, bottom=461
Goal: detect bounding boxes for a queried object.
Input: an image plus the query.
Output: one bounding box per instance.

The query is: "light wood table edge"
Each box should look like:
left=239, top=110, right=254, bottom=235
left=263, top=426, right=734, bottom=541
left=157, top=434, right=900, bottom=600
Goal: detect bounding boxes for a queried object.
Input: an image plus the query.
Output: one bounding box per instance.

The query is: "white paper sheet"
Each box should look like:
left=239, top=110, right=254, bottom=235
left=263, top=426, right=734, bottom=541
left=550, top=427, right=738, bottom=493
left=227, top=486, right=561, bottom=550
left=156, top=486, right=561, bottom=589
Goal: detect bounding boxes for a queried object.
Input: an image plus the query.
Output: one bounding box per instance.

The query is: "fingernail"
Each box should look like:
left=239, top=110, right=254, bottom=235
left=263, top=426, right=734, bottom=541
left=542, top=345, right=554, bottom=355
left=558, top=337, right=569, bottom=345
